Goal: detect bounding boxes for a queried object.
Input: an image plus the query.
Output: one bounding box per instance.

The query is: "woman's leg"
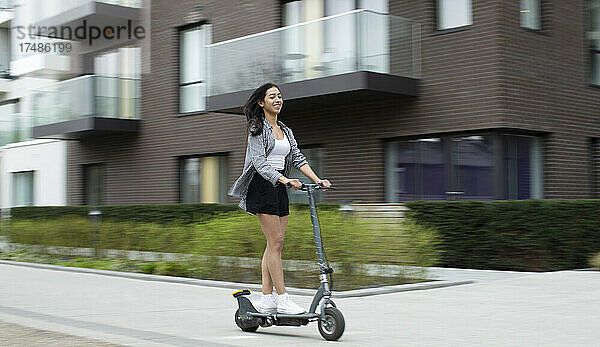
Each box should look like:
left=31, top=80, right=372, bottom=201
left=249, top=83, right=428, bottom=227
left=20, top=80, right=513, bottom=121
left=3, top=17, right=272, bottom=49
left=258, top=213, right=286, bottom=295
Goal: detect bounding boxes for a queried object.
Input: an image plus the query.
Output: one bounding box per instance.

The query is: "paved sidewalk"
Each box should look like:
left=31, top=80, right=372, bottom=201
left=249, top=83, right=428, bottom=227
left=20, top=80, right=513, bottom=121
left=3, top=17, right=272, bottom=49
left=1, top=262, right=599, bottom=346
left=0, top=320, right=123, bottom=346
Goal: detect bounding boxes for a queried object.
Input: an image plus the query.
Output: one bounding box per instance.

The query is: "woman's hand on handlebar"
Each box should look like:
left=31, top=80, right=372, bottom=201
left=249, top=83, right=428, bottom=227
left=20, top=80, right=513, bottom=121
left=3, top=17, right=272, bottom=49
left=285, top=178, right=302, bottom=190
left=316, top=179, right=331, bottom=189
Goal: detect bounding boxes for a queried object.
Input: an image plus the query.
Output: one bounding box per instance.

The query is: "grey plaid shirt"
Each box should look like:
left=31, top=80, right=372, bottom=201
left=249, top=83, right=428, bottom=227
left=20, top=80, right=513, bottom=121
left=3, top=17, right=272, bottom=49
left=229, top=119, right=308, bottom=213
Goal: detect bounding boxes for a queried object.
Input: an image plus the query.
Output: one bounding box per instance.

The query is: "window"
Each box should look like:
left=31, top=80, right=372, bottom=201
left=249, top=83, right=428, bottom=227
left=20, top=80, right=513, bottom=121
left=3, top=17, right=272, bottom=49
left=520, top=0, right=541, bottom=30
left=437, top=0, right=472, bottom=30
left=453, top=135, right=494, bottom=200
left=180, top=155, right=228, bottom=203
left=84, top=164, right=104, bottom=205
left=503, top=135, right=543, bottom=199
left=180, top=24, right=211, bottom=113
left=288, top=147, right=324, bottom=203
left=94, top=47, right=141, bottom=119
left=591, top=0, right=600, bottom=85
left=12, top=171, right=34, bottom=207
left=386, top=133, right=543, bottom=201
left=386, top=138, right=447, bottom=201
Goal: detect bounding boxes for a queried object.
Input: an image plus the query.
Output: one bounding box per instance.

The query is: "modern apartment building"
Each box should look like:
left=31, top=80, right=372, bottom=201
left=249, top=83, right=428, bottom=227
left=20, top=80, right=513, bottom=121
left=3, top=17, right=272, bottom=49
left=0, top=0, right=145, bottom=208
left=11, top=0, right=600, bottom=206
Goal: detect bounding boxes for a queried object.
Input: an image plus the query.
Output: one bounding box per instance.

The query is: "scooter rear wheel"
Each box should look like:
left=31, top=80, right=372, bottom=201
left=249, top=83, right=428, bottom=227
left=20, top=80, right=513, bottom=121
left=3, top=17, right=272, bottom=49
left=234, top=309, right=259, bottom=332
left=318, top=307, right=345, bottom=341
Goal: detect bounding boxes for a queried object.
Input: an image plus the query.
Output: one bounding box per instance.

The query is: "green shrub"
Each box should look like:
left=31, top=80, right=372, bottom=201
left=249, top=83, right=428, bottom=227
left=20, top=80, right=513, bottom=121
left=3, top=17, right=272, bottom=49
left=6, top=208, right=441, bottom=268
left=405, top=200, right=600, bottom=271
left=9, top=204, right=239, bottom=224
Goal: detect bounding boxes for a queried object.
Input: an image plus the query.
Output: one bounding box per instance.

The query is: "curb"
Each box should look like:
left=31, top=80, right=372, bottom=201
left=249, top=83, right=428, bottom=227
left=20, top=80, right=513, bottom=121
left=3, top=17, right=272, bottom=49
left=0, top=260, right=473, bottom=297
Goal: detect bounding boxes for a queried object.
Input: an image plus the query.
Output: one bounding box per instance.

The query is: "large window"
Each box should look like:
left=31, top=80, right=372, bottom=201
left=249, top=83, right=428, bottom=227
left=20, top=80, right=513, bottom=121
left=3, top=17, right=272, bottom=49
left=180, top=155, right=228, bottom=203
left=591, top=0, right=600, bottom=85
left=94, top=47, right=141, bottom=119
left=386, top=133, right=543, bottom=201
left=520, top=0, right=541, bottom=30
left=180, top=23, right=211, bottom=113
left=12, top=171, right=34, bottom=207
left=288, top=146, right=324, bottom=203
left=84, top=164, right=104, bottom=206
left=437, top=0, right=472, bottom=30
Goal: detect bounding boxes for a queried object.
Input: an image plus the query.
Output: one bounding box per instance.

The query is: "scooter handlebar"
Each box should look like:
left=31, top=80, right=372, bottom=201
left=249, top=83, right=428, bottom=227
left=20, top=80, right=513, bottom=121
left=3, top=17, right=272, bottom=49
left=286, top=182, right=336, bottom=191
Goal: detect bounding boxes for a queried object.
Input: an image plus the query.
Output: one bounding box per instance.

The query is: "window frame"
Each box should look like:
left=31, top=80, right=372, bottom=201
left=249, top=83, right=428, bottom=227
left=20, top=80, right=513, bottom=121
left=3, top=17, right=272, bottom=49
left=385, top=131, right=544, bottom=202
left=179, top=153, right=229, bottom=204
left=12, top=170, right=35, bottom=207
left=178, top=21, right=211, bottom=115
left=520, top=0, right=542, bottom=31
left=436, top=0, right=473, bottom=32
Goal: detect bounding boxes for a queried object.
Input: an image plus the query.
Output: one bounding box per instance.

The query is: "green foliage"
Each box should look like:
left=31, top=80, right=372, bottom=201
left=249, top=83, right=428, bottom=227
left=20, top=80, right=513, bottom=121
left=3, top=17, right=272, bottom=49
left=405, top=200, right=600, bottom=271
left=6, top=208, right=441, bottom=268
left=9, top=204, right=239, bottom=224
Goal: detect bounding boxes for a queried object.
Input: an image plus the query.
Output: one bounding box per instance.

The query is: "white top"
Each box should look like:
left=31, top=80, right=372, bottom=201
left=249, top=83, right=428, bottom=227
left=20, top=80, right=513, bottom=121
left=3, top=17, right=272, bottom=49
left=267, top=133, right=291, bottom=170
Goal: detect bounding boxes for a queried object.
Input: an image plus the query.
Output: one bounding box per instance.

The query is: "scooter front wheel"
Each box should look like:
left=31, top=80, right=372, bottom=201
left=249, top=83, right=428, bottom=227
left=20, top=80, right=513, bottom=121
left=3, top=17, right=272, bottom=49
left=318, top=307, right=345, bottom=341
left=234, top=309, right=259, bottom=332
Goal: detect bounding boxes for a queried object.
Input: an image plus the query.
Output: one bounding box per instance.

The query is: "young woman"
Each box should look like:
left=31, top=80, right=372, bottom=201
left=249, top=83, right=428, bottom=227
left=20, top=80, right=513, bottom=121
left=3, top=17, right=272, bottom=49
left=229, top=83, right=331, bottom=314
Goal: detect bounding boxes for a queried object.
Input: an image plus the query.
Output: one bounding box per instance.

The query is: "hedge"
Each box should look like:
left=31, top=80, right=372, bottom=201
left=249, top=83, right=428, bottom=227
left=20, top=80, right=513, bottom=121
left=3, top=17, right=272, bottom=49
left=9, top=204, right=240, bottom=224
left=405, top=200, right=600, bottom=271
left=8, top=203, right=340, bottom=224
left=4, top=208, right=441, bottom=267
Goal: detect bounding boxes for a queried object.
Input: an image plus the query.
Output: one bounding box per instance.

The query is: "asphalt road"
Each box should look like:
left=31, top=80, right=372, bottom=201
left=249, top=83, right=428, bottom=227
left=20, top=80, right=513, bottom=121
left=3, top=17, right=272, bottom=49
left=1, top=263, right=599, bottom=346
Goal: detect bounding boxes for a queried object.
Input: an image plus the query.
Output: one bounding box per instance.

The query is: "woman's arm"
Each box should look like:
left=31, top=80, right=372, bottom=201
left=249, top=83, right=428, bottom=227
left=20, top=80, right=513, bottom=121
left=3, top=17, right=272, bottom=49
left=299, top=163, right=331, bottom=187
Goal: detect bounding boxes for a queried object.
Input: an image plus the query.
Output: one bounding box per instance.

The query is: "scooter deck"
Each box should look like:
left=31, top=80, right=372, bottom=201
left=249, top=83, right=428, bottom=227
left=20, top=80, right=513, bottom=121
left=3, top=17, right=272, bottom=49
left=247, top=312, right=319, bottom=319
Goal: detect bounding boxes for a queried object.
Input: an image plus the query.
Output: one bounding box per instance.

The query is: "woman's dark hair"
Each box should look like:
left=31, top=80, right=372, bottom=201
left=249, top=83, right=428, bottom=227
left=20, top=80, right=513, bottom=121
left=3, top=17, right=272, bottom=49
left=244, top=82, right=280, bottom=136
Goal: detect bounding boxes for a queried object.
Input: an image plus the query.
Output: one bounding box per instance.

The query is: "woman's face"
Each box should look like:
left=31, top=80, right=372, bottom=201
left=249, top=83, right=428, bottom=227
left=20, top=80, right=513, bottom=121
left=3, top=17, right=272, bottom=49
left=258, top=87, right=283, bottom=115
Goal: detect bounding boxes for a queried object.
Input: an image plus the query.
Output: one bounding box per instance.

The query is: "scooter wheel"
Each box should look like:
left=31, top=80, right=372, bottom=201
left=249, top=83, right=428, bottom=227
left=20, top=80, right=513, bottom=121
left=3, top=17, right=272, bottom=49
left=318, top=307, right=345, bottom=341
left=234, top=309, right=259, bottom=332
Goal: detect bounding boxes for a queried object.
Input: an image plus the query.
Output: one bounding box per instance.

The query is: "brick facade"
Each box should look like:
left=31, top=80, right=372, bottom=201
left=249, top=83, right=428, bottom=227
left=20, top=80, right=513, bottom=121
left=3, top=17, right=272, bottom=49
left=67, top=0, right=600, bottom=205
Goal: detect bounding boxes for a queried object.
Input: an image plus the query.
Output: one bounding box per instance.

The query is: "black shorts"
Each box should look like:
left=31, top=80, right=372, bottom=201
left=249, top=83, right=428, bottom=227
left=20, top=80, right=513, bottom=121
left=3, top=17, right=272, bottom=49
left=246, top=170, right=289, bottom=217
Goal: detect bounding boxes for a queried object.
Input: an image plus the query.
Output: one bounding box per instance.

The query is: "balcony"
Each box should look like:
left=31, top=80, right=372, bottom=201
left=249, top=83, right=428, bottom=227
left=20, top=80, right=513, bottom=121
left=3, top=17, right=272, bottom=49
left=0, top=101, right=30, bottom=146
left=32, top=75, right=140, bottom=140
left=10, top=52, right=75, bottom=79
left=0, top=0, right=14, bottom=26
left=0, top=53, right=9, bottom=92
left=31, top=0, right=143, bottom=51
left=207, top=10, right=420, bottom=113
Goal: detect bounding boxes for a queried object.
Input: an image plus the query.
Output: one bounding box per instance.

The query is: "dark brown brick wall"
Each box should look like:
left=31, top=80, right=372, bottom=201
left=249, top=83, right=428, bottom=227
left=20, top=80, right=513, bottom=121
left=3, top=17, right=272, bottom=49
left=497, top=0, right=600, bottom=198
left=67, top=0, right=600, bottom=205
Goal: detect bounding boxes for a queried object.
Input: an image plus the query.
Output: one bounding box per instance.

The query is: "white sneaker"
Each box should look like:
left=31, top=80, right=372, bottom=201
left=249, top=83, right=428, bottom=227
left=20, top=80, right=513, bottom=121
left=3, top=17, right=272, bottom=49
left=276, top=292, right=306, bottom=314
left=255, top=293, right=277, bottom=313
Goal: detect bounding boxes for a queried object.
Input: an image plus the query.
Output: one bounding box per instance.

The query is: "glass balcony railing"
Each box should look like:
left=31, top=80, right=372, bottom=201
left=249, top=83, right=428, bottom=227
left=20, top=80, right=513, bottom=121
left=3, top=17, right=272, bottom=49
left=32, top=75, right=140, bottom=127
left=207, top=9, right=420, bottom=96
left=0, top=102, right=31, bottom=147
left=0, top=53, right=9, bottom=75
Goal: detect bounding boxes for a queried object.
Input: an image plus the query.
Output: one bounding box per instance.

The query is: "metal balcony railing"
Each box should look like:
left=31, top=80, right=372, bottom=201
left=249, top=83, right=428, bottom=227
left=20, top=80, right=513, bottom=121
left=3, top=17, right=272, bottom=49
left=32, top=75, right=140, bottom=127
left=207, top=9, right=421, bottom=96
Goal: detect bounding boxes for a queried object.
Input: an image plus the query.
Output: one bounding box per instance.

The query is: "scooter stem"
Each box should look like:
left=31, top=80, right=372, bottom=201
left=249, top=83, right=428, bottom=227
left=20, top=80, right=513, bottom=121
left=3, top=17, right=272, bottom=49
left=306, top=185, right=331, bottom=288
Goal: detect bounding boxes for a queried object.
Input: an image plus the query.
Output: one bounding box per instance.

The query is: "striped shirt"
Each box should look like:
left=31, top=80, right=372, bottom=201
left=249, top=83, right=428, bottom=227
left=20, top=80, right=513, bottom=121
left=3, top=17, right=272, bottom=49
left=228, top=119, right=308, bottom=213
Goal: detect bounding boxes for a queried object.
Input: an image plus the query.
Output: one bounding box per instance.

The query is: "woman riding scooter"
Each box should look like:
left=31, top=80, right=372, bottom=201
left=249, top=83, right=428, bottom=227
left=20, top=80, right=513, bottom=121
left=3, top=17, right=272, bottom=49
left=229, top=83, right=331, bottom=314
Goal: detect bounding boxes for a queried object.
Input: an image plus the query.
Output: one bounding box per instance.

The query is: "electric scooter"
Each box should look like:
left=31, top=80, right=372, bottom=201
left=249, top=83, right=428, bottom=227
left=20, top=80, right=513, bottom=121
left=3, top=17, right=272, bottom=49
left=232, top=183, right=345, bottom=341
